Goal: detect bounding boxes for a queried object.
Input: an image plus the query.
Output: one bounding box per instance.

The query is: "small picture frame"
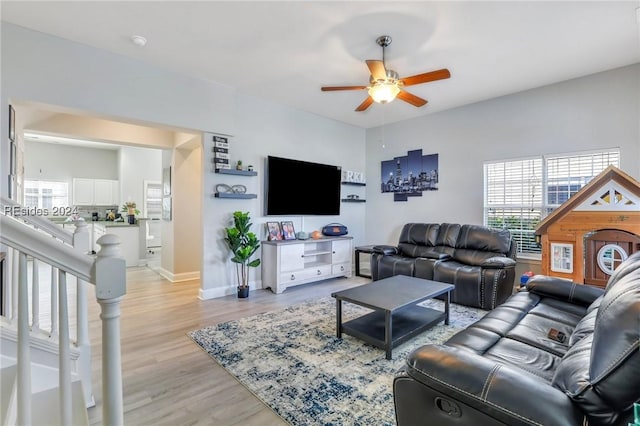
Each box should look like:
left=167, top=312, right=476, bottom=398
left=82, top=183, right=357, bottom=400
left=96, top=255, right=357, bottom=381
left=266, top=221, right=282, bottom=241
left=9, top=105, right=15, bottom=142
left=281, top=221, right=296, bottom=240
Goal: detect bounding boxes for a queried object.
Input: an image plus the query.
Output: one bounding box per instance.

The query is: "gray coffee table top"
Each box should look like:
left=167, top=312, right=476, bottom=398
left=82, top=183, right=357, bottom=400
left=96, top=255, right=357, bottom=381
left=332, top=275, right=454, bottom=312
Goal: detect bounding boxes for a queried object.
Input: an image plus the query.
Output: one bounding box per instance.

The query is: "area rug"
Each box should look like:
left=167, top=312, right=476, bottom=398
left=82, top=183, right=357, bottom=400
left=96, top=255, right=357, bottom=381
left=188, top=297, right=486, bottom=425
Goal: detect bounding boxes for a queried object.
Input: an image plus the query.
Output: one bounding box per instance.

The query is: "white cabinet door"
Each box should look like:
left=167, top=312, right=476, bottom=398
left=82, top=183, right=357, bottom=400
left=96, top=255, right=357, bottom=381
left=73, top=178, right=94, bottom=205
left=280, top=244, right=304, bottom=272
left=332, top=239, right=352, bottom=264
left=94, top=179, right=114, bottom=205
left=110, top=180, right=120, bottom=205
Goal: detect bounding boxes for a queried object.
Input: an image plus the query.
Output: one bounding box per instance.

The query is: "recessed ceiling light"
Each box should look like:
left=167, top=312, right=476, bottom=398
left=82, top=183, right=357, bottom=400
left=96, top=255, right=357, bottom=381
left=131, top=35, right=147, bottom=47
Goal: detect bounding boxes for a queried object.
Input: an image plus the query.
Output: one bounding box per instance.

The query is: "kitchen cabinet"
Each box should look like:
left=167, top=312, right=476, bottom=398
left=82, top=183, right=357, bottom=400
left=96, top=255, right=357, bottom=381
left=93, top=223, right=139, bottom=266
left=73, top=178, right=119, bottom=206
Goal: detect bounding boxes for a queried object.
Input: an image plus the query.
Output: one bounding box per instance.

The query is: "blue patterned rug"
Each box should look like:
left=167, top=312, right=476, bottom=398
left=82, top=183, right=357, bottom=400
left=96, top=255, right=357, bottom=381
left=189, top=296, right=486, bottom=425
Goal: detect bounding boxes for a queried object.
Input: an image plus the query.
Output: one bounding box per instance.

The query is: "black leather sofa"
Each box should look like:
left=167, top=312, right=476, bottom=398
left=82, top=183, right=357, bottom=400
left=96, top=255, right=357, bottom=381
left=371, top=223, right=517, bottom=309
left=393, top=251, right=640, bottom=426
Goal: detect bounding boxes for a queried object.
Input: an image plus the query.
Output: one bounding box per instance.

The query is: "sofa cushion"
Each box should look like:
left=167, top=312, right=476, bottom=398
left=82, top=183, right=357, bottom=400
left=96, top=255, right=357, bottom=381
left=552, top=254, right=640, bottom=425
left=434, top=223, right=460, bottom=247
left=567, top=308, right=597, bottom=347
left=452, top=225, right=513, bottom=266
left=397, top=223, right=440, bottom=257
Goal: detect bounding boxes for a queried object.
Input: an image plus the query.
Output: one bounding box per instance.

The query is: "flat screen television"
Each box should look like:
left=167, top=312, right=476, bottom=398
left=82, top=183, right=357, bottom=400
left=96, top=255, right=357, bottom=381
left=265, top=156, right=341, bottom=216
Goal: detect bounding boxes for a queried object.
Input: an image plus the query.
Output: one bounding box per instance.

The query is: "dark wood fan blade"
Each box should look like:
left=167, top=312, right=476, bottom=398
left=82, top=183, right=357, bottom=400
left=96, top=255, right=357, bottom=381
left=400, top=69, right=451, bottom=87
left=321, top=85, right=367, bottom=91
left=366, top=60, right=387, bottom=80
left=355, top=96, right=374, bottom=112
left=397, top=90, right=428, bottom=107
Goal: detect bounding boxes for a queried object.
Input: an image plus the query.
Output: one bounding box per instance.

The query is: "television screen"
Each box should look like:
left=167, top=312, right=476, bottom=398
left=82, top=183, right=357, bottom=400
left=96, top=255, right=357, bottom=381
left=265, top=156, right=341, bottom=216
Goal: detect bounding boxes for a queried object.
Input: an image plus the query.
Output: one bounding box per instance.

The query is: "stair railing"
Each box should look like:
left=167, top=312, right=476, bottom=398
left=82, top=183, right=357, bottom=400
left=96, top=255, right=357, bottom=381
left=1, top=210, right=126, bottom=425
left=2, top=197, right=95, bottom=408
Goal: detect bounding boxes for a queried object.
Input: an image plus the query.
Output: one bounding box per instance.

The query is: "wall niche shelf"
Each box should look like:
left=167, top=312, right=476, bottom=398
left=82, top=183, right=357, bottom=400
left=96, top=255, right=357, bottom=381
left=341, top=181, right=366, bottom=186
left=215, top=168, right=257, bottom=177
left=213, top=193, right=257, bottom=199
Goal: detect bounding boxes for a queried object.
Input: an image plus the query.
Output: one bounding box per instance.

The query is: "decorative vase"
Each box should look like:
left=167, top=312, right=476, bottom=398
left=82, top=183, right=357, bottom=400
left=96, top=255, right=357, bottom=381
left=128, top=214, right=135, bottom=225
left=237, top=286, right=249, bottom=298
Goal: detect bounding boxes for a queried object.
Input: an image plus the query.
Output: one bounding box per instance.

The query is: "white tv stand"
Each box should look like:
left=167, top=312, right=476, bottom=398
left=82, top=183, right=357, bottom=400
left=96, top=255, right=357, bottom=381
left=261, top=236, right=353, bottom=294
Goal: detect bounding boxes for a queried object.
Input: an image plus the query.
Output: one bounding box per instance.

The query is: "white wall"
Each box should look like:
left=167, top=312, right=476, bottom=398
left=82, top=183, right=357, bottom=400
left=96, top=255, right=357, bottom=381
left=365, top=64, right=640, bottom=246
left=24, top=140, right=118, bottom=182
left=118, top=146, right=163, bottom=214
left=200, top=95, right=365, bottom=299
left=0, top=24, right=366, bottom=298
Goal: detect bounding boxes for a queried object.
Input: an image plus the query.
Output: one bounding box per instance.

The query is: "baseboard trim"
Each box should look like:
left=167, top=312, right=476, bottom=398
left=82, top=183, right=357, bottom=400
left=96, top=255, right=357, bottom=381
left=199, top=281, right=262, bottom=300
left=156, top=268, right=200, bottom=283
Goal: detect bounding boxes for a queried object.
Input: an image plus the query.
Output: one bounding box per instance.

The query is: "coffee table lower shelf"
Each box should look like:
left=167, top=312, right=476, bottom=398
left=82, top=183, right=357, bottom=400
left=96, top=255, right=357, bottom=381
left=340, top=305, right=446, bottom=359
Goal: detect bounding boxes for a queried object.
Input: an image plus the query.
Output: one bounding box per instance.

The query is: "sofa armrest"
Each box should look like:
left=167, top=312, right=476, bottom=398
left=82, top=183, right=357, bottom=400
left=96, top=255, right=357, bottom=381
left=480, top=256, right=516, bottom=269
left=526, top=275, right=604, bottom=306
left=372, top=245, right=398, bottom=255
left=398, top=345, right=583, bottom=426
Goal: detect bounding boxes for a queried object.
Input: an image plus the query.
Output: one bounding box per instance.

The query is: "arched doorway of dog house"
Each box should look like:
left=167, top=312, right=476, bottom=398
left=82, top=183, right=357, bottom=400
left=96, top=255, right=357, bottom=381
left=584, top=229, right=640, bottom=288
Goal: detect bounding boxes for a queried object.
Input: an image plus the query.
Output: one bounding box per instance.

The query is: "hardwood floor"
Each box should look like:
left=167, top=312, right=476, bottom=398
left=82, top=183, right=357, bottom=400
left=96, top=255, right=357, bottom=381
left=86, top=267, right=369, bottom=425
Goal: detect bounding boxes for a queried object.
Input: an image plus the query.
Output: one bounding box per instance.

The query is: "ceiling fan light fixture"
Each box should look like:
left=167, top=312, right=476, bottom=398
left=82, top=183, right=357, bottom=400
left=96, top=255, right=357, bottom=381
left=368, top=82, right=400, bottom=103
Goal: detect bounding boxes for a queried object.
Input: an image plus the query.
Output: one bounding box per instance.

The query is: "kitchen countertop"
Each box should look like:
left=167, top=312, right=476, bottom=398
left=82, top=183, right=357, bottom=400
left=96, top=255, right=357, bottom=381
left=48, top=218, right=139, bottom=227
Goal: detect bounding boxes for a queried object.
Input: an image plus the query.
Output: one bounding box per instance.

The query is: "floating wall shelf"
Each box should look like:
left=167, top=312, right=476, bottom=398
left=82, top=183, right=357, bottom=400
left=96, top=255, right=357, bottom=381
left=341, top=181, right=366, bottom=186
left=215, top=169, right=258, bottom=177
left=214, top=193, right=257, bottom=199
left=341, top=199, right=366, bottom=203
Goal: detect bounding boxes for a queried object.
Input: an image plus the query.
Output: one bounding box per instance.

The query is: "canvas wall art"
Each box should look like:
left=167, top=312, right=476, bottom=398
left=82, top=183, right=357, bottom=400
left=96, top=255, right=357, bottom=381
left=380, top=149, right=439, bottom=202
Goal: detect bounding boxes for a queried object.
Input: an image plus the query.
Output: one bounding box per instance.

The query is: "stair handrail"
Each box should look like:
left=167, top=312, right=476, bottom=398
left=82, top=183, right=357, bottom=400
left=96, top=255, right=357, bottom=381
left=1, top=196, right=73, bottom=245
left=1, top=213, right=92, bottom=281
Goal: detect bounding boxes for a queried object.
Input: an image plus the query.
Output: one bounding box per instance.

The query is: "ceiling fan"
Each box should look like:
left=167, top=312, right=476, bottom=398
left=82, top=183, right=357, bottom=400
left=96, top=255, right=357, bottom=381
left=321, top=35, right=451, bottom=112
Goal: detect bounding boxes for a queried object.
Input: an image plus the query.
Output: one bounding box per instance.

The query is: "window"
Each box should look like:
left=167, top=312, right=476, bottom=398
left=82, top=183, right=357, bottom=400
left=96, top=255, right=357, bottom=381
left=484, top=149, right=620, bottom=256
left=23, top=180, right=69, bottom=210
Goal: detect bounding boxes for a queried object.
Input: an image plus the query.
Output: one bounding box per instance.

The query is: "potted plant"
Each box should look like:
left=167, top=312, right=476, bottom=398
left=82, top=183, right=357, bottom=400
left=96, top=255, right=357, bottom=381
left=224, top=211, right=261, bottom=298
left=121, top=201, right=140, bottom=225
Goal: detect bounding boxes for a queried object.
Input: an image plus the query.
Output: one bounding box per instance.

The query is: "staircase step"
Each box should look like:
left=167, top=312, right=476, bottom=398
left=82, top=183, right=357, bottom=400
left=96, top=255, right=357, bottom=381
left=31, top=381, right=88, bottom=426
left=1, top=364, right=17, bottom=425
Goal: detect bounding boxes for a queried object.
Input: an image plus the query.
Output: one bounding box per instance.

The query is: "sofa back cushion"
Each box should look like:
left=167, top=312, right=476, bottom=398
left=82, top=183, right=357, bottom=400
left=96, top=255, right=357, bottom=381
left=397, top=223, right=440, bottom=257
left=552, top=252, right=640, bottom=424
left=434, top=223, right=460, bottom=247
left=452, top=225, right=513, bottom=266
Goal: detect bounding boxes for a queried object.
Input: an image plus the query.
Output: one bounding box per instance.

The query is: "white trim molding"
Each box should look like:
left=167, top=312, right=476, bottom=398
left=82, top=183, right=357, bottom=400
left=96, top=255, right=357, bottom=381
left=156, top=268, right=200, bottom=283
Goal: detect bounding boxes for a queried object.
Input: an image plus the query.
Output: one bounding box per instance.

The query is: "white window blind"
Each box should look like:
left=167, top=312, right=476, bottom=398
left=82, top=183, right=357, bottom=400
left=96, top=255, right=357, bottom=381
left=23, top=180, right=69, bottom=210
left=484, top=149, right=620, bottom=256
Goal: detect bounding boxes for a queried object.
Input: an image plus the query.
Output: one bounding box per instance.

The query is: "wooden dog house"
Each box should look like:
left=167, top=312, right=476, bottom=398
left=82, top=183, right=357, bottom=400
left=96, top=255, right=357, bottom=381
left=535, top=165, right=640, bottom=287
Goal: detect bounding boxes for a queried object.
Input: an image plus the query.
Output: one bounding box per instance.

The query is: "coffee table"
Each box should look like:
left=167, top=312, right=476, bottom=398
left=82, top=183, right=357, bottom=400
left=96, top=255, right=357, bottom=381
left=331, top=275, right=454, bottom=360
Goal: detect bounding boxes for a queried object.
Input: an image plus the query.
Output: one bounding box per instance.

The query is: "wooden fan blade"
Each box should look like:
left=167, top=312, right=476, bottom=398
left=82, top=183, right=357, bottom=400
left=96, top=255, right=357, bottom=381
left=366, top=60, right=387, bottom=80
left=400, top=69, right=451, bottom=87
left=397, top=90, right=428, bottom=107
left=355, top=96, right=374, bottom=112
left=321, top=85, right=367, bottom=91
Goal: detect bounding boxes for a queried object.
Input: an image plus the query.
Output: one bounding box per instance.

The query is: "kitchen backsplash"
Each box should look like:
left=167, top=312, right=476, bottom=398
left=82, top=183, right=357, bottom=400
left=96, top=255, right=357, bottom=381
left=76, top=205, right=120, bottom=221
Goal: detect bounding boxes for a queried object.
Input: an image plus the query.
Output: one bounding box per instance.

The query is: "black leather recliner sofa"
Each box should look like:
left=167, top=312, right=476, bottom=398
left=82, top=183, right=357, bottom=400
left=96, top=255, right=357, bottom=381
left=371, top=223, right=517, bottom=310
left=393, top=251, right=640, bottom=426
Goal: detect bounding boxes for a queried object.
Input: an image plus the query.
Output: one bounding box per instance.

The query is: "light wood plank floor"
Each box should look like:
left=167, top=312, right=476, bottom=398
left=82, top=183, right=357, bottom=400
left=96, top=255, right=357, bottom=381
left=86, top=267, right=370, bottom=425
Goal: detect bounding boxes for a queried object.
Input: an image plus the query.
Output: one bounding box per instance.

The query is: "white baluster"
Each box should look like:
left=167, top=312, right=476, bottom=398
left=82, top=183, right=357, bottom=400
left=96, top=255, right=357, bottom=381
left=31, top=257, right=40, bottom=330
left=58, top=270, right=72, bottom=425
left=4, top=247, right=14, bottom=319
left=73, top=218, right=94, bottom=406
left=95, top=234, right=126, bottom=426
left=17, top=251, right=31, bottom=426
left=12, top=246, right=19, bottom=320
left=50, top=266, right=58, bottom=337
